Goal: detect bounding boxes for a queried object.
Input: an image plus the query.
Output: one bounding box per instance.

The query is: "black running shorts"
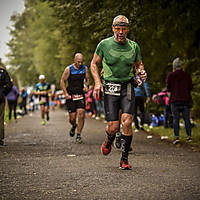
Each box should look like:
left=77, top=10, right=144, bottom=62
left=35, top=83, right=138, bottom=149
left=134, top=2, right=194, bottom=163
left=40, top=102, right=49, bottom=108
left=65, top=97, right=85, bottom=113
left=104, top=82, right=135, bottom=121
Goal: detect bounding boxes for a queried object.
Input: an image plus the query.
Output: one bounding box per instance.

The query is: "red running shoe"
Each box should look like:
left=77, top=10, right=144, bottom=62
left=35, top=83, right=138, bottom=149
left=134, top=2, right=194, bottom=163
left=101, top=137, right=112, bottom=155
left=120, top=160, right=132, bottom=170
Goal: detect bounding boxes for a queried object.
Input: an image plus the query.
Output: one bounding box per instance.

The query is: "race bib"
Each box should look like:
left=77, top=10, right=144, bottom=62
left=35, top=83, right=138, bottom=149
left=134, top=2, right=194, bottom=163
left=72, top=94, right=84, bottom=101
left=41, top=97, right=47, bottom=103
left=105, top=82, right=121, bottom=96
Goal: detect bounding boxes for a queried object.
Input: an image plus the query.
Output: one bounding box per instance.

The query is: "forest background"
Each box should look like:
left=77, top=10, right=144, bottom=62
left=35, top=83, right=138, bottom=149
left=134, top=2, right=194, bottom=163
left=6, top=0, right=200, bottom=118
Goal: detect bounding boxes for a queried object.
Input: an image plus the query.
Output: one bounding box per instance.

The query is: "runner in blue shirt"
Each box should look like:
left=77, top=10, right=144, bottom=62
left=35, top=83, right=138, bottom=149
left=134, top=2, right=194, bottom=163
left=133, top=75, right=150, bottom=132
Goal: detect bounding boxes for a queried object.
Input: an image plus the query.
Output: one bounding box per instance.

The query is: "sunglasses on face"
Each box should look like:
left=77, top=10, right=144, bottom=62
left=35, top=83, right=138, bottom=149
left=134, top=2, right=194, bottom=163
left=113, top=27, right=129, bottom=33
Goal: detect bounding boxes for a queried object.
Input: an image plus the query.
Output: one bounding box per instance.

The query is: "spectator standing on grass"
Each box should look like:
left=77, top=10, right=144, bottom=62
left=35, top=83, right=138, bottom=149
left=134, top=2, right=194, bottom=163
left=166, top=58, right=193, bottom=144
left=6, top=80, right=19, bottom=121
left=133, top=73, right=150, bottom=132
left=20, top=88, right=28, bottom=114
left=0, top=58, right=12, bottom=146
left=160, top=88, right=172, bottom=128
left=152, top=88, right=173, bottom=128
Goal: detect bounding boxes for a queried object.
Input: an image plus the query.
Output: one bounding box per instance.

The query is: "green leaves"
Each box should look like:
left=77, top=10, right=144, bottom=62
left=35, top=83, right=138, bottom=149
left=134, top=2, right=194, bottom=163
left=7, top=0, right=200, bottom=117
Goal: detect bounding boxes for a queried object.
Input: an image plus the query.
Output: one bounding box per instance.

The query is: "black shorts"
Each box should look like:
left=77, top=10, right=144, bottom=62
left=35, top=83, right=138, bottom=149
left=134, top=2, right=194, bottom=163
left=40, top=102, right=49, bottom=108
left=104, top=82, right=135, bottom=121
left=65, top=97, right=85, bottom=113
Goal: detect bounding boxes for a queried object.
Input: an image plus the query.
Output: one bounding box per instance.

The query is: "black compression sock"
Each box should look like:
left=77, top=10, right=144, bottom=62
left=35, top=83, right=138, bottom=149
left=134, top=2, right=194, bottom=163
left=72, top=124, right=77, bottom=129
left=106, top=132, right=115, bottom=148
left=121, top=134, right=132, bottom=161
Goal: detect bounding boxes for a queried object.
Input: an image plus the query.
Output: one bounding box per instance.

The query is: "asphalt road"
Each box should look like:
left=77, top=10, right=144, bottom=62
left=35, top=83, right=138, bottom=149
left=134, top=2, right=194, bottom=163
left=0, top=109, right=200, bottom=200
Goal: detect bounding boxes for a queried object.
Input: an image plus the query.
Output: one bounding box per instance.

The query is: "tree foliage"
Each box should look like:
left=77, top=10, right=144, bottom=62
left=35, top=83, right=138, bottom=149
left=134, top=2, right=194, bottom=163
left=7, top=0, right=200, bottom=117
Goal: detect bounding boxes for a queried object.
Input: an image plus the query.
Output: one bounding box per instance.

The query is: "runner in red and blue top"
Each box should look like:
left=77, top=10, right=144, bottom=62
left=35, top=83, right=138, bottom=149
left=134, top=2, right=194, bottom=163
left=61, top=53, right=90, bottom=143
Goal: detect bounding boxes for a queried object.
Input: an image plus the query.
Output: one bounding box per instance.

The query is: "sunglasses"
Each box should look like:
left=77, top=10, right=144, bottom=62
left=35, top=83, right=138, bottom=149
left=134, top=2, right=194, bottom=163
left=113, top=27, right=129, bottom=33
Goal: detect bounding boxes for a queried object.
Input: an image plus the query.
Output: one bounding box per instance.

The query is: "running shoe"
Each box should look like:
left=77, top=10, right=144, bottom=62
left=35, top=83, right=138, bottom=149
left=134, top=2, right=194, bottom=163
left=76, top=135, right=82, bottom=144
left=69, top=124, right=77, bottom=137
left=134, top=129, right=139, bottom=133
left=115, top=132, right=121, bottom=149
left=173, top=138, right=180, bottom=145
left=46, top=115, right=50, bottom=121
left=187, top=136, right=192, bottom=142
left=120, top=159, right=132, bottom=170
left=140, top=126, right=145, bottom=131
left=101, top=137, right=112, bottom=155
left=41, top=119, right=46, bottom=125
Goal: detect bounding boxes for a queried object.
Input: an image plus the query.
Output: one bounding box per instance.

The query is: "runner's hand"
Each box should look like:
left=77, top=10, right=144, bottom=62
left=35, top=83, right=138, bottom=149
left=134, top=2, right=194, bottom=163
left=146, top=97, right=150, bottom=103
left=65, top=93, right=71, bottom=100
left=136, top=77, right=142, bottom=86
left=138, top=69, right=147, bottom=82
left=93, top=82, right=103, bottom=99
left=83, top=86, right=89, bottom=92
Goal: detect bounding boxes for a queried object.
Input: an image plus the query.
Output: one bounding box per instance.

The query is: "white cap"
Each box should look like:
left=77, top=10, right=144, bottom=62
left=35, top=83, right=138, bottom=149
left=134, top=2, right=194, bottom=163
left=39, top=74, right=45, bottom=80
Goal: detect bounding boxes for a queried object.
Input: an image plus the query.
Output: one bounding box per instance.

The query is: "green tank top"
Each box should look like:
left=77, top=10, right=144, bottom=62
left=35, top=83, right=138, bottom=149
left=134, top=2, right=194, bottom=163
left=95, top=36, right=141, bottom=82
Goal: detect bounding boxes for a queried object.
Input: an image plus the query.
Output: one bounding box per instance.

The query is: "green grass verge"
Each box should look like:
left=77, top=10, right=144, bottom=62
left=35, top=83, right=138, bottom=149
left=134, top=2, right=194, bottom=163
left=149, top=122, right=200, bottom=146
left=4, top=106, right=21, bottom=123
left=4, top=109, right=9, bottom=123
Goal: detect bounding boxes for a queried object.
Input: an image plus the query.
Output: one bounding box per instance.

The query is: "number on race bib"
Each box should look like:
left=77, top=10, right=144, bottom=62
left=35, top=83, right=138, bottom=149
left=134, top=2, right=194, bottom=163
left=105, top=82, right=121, bottom=96
left=41, top=97, right=47, bottom=103
left=72, top=94, right=84, bottom=101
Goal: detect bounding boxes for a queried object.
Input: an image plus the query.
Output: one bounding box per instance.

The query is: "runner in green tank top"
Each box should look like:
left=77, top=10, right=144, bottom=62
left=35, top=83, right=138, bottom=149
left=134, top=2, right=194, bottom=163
left=91, top=15, right=147, bottom=170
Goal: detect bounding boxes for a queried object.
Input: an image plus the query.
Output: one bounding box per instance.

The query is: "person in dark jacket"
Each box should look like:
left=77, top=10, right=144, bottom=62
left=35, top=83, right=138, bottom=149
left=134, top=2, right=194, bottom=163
left=166, top=58, right=193, bottom=144
left=6, top=80, right=19, bottom=121
left=0, top=58, right=12, bottom=145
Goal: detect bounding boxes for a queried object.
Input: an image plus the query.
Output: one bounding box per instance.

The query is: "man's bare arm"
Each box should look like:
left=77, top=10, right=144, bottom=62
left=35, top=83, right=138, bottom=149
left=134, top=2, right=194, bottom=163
left=60, top=67, right=71, bottom=99
left=91, top=53, right=102, bottom=84
left=85, top=66, right=90, bottom=87
left=90, top=53, right=103, bottom=98
left=83, top=66, right=90, bottom=92
left=135, top=60, right=144, bottom=71
left=168, top=92, right=171, bottom=99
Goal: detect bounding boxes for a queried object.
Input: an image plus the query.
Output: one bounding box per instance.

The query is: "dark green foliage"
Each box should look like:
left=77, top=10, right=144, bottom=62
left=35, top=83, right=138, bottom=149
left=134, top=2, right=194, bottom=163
left=7, top=0, right=200, bottom=117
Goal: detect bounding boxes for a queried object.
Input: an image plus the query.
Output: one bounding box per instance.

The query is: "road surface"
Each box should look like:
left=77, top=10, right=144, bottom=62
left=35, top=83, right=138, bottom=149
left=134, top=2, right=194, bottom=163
left=0, top=109, right=200, bottom=199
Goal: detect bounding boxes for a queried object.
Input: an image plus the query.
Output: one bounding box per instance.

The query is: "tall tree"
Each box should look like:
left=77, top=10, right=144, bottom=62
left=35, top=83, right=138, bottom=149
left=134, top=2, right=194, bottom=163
left=7, top=0, right=200, bottom=117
